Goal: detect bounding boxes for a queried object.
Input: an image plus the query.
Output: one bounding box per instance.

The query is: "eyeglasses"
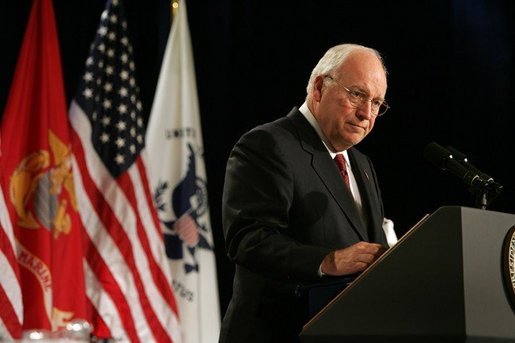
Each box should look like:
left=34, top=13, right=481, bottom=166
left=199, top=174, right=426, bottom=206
left=324, top=75, right=390, bottom=117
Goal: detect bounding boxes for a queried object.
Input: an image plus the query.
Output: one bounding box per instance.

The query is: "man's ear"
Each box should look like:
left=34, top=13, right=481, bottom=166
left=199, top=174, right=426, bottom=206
left=313, top=75, right=325, bottom=102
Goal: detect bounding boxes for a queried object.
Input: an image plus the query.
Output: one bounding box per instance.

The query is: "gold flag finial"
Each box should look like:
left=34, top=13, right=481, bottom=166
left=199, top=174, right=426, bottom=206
left=172, top=0, right=179, bottom=20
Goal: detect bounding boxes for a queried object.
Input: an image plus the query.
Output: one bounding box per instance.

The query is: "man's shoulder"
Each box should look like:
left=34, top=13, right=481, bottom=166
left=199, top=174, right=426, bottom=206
left=242, top=108, right=302, bottom=140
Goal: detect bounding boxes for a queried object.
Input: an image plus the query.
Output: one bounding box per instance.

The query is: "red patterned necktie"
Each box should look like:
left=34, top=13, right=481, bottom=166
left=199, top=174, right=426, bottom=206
left=334, top=154, right=350, bottom=189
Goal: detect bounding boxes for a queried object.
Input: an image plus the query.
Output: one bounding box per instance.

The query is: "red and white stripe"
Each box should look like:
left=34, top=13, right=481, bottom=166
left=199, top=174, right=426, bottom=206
left=0, top=186, right=23, bottom=340
left=69, top=101, right=181, bottom=343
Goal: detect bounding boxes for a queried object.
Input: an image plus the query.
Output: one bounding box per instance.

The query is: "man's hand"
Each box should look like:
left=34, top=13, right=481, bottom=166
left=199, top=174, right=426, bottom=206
left=320, top=241, right=386, bottom=276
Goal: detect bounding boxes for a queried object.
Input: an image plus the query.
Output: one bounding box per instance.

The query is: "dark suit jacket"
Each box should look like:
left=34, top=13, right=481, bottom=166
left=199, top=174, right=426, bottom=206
left=219, top=107, right=388, bottom=343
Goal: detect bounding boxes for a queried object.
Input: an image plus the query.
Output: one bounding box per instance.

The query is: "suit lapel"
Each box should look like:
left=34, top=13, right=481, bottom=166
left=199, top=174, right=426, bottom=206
left=348, top=149, right=381, bottom=240
left=311, top=151, right=369, bottom=240
left=348, top=149, right=383, bottom=242
left=287, top=108, right=369, bottom=241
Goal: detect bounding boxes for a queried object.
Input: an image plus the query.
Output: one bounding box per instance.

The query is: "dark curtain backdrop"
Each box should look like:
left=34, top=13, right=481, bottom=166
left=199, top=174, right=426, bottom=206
left=2, top=0, right=514, bottom=319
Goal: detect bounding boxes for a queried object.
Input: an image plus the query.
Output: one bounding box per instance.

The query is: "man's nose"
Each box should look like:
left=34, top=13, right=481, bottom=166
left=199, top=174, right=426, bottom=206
left=356, top=100, right=374, bottom=120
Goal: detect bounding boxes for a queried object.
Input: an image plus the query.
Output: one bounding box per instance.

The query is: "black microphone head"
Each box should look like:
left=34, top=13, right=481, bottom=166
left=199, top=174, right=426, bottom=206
left=424, top=142, right=453, bottom=170
left=446, top=146, right=468, bottom=163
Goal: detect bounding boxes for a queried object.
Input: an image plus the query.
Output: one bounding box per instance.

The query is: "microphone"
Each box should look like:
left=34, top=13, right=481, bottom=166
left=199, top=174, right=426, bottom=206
left=423, top=142, right=486, bottom=188
left=445, top=145, right=503, bottom=194
left=424, top=142, right=503, bottom=209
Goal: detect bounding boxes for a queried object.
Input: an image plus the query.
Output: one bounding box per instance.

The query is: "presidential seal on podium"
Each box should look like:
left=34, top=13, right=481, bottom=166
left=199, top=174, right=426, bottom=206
left=503, top=225, right=515, bottom=311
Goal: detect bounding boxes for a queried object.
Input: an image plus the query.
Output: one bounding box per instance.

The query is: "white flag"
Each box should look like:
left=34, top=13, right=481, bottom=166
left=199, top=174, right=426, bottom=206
left=146, top=1, right=221, bottom=343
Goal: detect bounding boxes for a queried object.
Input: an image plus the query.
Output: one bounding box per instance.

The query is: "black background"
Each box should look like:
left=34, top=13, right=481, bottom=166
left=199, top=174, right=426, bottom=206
left=2, top=0, right=514, bottom=319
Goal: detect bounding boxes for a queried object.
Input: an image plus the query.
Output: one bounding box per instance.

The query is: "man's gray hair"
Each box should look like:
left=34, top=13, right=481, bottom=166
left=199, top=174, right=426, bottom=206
left=306, top=44, right=387, bottom=97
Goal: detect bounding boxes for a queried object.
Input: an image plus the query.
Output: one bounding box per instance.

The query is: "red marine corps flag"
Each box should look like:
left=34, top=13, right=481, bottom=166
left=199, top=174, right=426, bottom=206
left=0, top=0, right=88, bottom=337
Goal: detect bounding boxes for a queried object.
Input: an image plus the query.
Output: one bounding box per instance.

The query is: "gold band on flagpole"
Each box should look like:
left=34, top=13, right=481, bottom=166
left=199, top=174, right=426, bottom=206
left=171, top=0, right=179, bottom=20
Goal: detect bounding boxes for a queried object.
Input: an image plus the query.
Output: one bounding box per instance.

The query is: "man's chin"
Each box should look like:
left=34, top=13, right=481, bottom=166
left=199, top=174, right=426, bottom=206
left=343, top=135, right=365, bottom=148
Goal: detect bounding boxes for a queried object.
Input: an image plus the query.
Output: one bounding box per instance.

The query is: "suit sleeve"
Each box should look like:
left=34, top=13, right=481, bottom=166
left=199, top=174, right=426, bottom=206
left=222, top=127, right=330, bottom=282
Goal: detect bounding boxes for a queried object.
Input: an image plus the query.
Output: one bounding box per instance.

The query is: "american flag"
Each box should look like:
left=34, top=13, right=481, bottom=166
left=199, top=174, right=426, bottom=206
left=69, top=0, right=181, bottom=341
left=0, top=180, right=22, bottom=340
left=1, top=134, right=22, bottom=341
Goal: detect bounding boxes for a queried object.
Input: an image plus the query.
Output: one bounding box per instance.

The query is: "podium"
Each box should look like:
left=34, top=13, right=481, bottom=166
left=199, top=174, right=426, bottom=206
left=300, top=206, right=515, bottom=342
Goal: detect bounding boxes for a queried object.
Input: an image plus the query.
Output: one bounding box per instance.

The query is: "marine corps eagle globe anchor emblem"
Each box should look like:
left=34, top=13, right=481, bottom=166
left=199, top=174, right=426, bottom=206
left=9, top=130, right=77, bottom=238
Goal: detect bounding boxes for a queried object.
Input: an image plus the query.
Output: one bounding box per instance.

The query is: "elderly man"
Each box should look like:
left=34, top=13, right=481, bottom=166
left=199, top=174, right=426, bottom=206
left=220, top=43, right=391, bottom=343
